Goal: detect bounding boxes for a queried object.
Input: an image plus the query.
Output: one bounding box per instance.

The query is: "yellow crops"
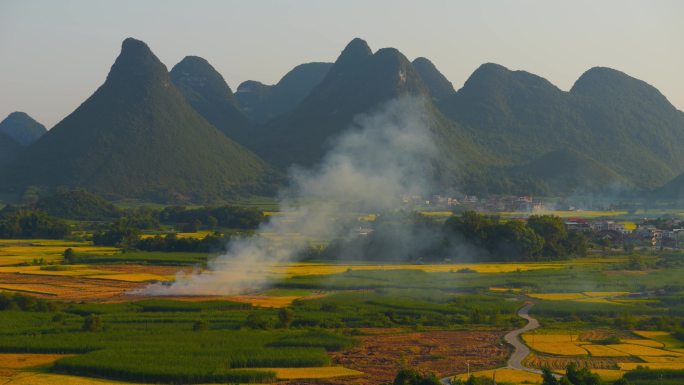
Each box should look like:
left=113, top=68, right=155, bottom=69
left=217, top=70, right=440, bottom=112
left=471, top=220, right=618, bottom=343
left=639, top=356, right=684, bottom=363
left=454, top=368, right=542, bottom=384
left=583, top=345, right=629, bottom=357
left=522, top=335, right=588, bottom=356
left=257, top=367, right=362, bottom=379
left=274, top=262, right=566, bottom=277
left=633, top=331, right=670, bottom=338
left=528, top=293, right=588, bottom=300
left=0, top=372, right=146, bottom=384
left=528, top=292, right=630, bottom=302
left=606, top=344, right=680, bottom=356
left=489, top=287, right=522, bottom=293
left=0, top=354, right=70, bottom=369
left=582, top=292, right=630, bottom=298
left=621, top=339, right=664, bottom=348
left=0, top=240, right=118, bottom=266
left=86, top=273, right=173, bottom=282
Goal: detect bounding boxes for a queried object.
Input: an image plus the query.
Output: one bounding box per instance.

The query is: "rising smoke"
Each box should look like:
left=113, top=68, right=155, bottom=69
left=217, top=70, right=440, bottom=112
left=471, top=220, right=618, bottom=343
left=142, top=96, right=441, bottom=295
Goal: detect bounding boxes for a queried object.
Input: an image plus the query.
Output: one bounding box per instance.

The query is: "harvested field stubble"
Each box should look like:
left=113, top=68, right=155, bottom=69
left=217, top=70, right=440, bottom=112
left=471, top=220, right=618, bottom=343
left=328, top=330, right=508, bottom=385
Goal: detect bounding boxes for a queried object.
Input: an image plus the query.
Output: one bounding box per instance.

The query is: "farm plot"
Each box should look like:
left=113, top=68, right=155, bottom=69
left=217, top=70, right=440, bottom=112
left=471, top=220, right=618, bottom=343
left=0, top=353, right=71, bottom=369
left=257, top=366, right=362, bottom=380
left=0, top=240, right=118, bottom=266
left=273, top=262, right=568, bottom=277
left=582, top=345, right=630, bottom=357
left=329, top=330, right=508, bottom=385
left=521, top=334, right=589, bottom=356
left=454, top=368, right=542, bottom=384
left=528, top=292, right=629, bottom=302
left=607, top=344, right=682, bottom=356
left=523, top=353, right=638, bottom=371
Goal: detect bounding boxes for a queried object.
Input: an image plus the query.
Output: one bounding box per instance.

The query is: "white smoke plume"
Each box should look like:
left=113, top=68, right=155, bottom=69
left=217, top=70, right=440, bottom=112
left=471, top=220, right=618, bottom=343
left=142, top=96, right=440, bottom=295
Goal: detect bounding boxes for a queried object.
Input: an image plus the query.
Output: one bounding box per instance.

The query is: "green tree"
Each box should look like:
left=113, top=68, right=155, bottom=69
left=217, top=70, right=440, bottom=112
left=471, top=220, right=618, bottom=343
left=92, top=218, right=140, bottom=247
left=192, top=319, right=208, bottom=331
left=392, top=368, right=441, bottom=385
left=277, top=308, right=294, bottom=329
left=245, top=312, right=271, bottom=330
left=83, top=314, right=103, bottom=332
left=63, top=248, right=76, bottom=264
left=207, top=215, right=218, bottom=229
left=542, top=367, right=558, bottom=385
left=527, top=215, right=568, bottom=257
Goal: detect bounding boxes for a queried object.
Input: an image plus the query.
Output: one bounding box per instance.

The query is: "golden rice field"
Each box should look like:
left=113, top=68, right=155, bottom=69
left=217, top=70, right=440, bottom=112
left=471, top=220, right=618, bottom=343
left=139, top=230, right=217, bottom=240
left=528, top=291, right=630, bottom=302
left=419, top=211, right=453, bottom=217
left=633, top=331, right=670, bottom=339
left=582, top=345, right=630, bottom=357
left=0, top=240, right=118, bottom=266
left=271, top=262, right=570, bottom=277
left=226, top=295, right=314, bottom=308
left=607, top=344, right=683, bottom=356
left=583, top=291, right=630, bottom=298
left=85, top=273, right=174, bottom=282
left=489, top=287, right=522, bottom=293
left=639, top=355, right=684, bottom=363
left=454, top=368, right=541, bottom=384
left=522, top=335, right=588, bottom=356
left=527, top=293, right=588, bottom=300
left=0, top=372, right=149, bottom=385
left=256, top=366, right=363, bottom=379
left=0, top=353, right=70, bottom=369
left=523, top=334, right=581, bottom=343
left=621, top=339, right=665, bottom=348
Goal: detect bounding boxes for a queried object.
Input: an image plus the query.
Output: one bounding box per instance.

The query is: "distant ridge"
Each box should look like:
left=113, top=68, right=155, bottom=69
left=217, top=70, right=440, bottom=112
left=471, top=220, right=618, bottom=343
left=3, top=37, right=684, bottom=198
left=0, top=111, right=47, bottom=145
left=236, top=62, right=333, bottom=123
left=1, top=38, right=275, bottom=203
left=247, top=38, right=431, bottom=168
left=412, top=57, right=455, bottom=101
left=438, top=62, right=684, bottom=190
left=170, top=55, right=250, bottom=140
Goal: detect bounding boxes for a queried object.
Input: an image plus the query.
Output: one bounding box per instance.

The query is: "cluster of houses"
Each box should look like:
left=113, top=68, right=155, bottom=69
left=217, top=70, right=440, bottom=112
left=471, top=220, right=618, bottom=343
left=565, top=218, right=684, bottom=248
left=404, top=194, right=546, bottom=212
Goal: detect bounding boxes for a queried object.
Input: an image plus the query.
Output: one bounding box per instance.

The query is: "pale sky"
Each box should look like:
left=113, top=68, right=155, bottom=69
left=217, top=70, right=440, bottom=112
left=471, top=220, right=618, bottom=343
left=1, top=0, right=682, bottom=128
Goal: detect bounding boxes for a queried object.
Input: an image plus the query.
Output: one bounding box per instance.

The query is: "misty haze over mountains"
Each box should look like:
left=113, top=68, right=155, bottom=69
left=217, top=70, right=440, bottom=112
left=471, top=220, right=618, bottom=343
left=1, top=37, right=684, bottom=203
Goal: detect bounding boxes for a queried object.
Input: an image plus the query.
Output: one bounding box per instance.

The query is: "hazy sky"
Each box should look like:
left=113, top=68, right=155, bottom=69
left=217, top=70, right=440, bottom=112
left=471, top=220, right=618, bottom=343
left=1, top=0, right=682, bottom=128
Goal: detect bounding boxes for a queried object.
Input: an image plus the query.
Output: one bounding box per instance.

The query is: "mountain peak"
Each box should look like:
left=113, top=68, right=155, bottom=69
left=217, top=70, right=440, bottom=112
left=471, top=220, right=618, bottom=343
left=170, top=55, right=249, bottom=139
left=171, top=55, right=232, bottom=94
left=1, top=39, right=272, bottom=202
left=106, top=38, right=167, bottom=86
left=460, top=62, right=561, bottom=95
left=335, top=38, right=372, bottom=68
left=0, top=111, right=47, bottom=145
left=412, top=57, right=455, bottom=100
left=571, top=66, right=660, bottom=98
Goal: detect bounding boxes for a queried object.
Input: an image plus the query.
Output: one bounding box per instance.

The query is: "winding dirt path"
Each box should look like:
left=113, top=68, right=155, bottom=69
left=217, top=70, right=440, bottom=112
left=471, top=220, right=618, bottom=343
left=504, top=302, right=542, bottom=373
left=441, top=302, right=541, bottom=384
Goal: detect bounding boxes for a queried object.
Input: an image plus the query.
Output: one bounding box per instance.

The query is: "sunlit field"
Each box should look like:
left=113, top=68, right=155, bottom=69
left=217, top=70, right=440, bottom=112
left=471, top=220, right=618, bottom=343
left=454, top=368, right=542, bottom=384
left=0, top=240, right=119, bottom=266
